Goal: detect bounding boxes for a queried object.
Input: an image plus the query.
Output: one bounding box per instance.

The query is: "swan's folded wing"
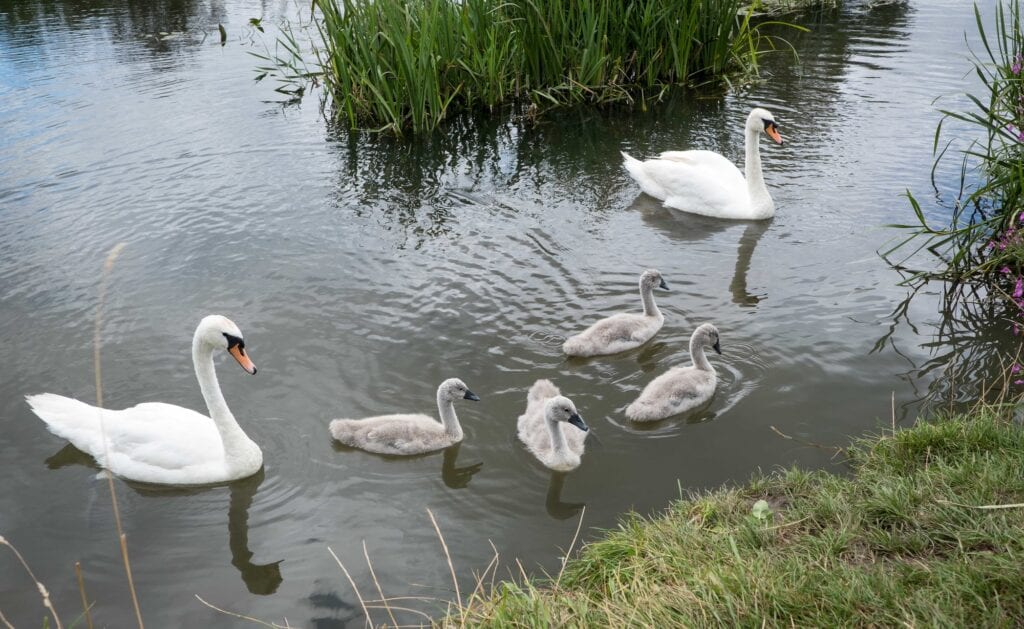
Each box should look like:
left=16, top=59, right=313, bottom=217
left=102, top=403, right=224, bottom=470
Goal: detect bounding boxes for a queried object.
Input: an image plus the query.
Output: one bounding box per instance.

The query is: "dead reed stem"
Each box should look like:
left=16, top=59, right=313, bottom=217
left=556, top=506, right=586, bottom=587
left=92, top=242, right=145, bottom=628
left=75, top=561, right=94, bottom=629
left=328, top=545, right=371, bottom=627
left=0, top=535, right=63, bottom=629
left=194, top=595, right=289, bottom=628
left=362, top=540, right=397, bottom=627
left=427, top=508, right=461, bottom=607
left=891, top=391, right=896, bottom=432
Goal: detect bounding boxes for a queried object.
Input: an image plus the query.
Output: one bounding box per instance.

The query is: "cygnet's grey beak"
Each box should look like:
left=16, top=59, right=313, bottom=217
left=713, top=341, right=722, bottom=355
left=568, top=412, right=588, bottom=432
left=464, top=390, right=481, bottom=402
left=659, top=278, right=669, bottom=290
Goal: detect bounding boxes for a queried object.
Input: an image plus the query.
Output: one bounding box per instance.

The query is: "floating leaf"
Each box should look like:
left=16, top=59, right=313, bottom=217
left=218, top=23, right=227, bottom=46
left=752, top=499, right=772, bottom=521
left=249, top=17, right=265, bottom=33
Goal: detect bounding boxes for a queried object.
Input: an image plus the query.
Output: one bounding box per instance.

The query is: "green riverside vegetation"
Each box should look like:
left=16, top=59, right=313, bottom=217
left=887, top=0, right=1023, bottom=329
left=448, top=410, right=1024, bottom=626
left=305, top=0, right=761, bottom=134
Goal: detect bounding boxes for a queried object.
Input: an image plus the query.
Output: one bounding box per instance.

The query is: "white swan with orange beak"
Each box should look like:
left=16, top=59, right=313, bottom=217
left=26, top=315, right=261, bottom=485
left=621, top=107, right=784, bottom=220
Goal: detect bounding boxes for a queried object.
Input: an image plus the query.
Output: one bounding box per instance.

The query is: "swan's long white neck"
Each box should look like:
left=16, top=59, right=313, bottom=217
left=545, top=415, right=569, bottom=457
left=640, top=280, right=661, bottom=318
left=193, top=336, right=256, bottom=466
left=689, top=335, right=713, bottom=371
left=743, top=125, right=773, bottom=216
left=437, top=390, right=463, bottom=440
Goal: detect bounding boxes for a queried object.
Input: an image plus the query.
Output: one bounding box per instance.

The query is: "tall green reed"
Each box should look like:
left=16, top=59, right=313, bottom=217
left=305, top=0, right=761, bottom=135
left=885, top=0, right=1023, bottom=287
left=883, top=0, right=1023, bottom=391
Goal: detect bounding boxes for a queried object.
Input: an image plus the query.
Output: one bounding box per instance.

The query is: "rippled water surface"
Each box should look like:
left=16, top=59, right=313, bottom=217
left=0, top=1, right=1002, bottom=625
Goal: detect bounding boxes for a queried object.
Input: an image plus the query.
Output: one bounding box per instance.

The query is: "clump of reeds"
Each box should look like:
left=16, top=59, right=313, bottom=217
left=302, top=0, right=760, bottom=134
left=884, top=0, right=1023, bottom=392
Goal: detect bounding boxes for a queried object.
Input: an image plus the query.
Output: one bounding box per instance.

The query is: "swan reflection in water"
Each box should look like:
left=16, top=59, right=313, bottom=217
left=545, top=471, right=585, bottom=520
left=332, top=438, right=484, bottom=489
left=631, top=194, right=770, bottom=307
left=45, top=447, right=283, bottom=595
left=441, top=442, right=483, bottom=489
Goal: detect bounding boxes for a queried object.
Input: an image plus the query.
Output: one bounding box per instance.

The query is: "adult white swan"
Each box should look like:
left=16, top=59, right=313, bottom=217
left=26, top=315, right=261, bottom=485
left=621, top=108, right=784, bottom=220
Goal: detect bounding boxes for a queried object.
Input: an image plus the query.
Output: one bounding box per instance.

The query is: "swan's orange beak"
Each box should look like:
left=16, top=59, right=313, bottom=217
left=766, top=123, right=783, bottom=145
left=229, top=345, right=257, bottom=375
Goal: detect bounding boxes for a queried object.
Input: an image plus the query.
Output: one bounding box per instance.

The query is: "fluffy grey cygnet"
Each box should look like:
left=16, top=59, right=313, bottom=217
left=517, top=380, right=589, bottom=472
left=562, top=269, right=669, bottom=357
left=625, top=323, right=721, bottom=422
left=329, top=378, right=480, bottom=455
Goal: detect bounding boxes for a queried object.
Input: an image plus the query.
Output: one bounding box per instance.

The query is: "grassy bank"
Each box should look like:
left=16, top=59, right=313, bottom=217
left=450, top=411, right=1024, bottom=626
left=303, top=0, right=761, bottom=134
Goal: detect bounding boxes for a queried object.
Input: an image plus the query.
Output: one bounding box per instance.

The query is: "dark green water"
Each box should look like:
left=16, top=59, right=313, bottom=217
left=0, top=1, right=1003, bottom=626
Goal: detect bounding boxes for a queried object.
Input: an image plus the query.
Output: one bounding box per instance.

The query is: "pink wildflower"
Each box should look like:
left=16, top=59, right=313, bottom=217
left=1002, top=266, right=1012, bottom=274
left=1016, top=379, right=1024, bottom=385
left=1016, top=277, right=1024, bottom=299
left=1013, top=53, right=1023, bottom=75
left=1014, top=364, right=1023, bottom=375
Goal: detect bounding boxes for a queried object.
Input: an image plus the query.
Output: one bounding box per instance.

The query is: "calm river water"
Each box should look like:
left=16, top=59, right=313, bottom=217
left=0, top=0, right=1005, bottom=626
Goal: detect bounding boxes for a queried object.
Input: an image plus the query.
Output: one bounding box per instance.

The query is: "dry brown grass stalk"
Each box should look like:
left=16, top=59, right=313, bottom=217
left=362, top=539, right=397, bottom=627
left=556, top=506, right=586, bottom=586
left=327, top=545, right=372, bottom=627
left=0, top=535, right=63, bottom=629
left=92, top=242, right=145, bottom=628
left=194, top=595, right=291, bottom=628
left=426, top=508, right=461, bottom=607
left=75, top=560, right=94, bottom=629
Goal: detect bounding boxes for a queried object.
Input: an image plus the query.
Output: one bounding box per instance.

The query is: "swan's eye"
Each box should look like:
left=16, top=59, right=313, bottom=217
left=223, top=333, right=244, bottom=350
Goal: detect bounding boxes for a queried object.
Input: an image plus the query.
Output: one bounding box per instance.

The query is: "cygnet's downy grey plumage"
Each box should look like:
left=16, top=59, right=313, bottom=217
left=517, top=380, right=589, bottom=472
left=562, top=269, right=669, bottom=357
left=625, top=323, right=722, bottom=422
left=329, top=378, right=480, bottom=455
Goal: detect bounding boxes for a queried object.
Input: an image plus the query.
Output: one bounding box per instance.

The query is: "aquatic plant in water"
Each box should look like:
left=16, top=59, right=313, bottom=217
left=263, top=0, right=769, bottom=134
left=885, top=0, right=1023, bottom=393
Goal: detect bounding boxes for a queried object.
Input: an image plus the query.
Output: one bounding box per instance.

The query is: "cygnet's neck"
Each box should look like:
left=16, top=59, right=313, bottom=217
left=192, top=337, right=255, bottom=462
left=546, top=415, right=569, bottom=456
left=640, top=281, right=661, bottom=318
left=744, top=125, right=773, bottom=216
left=689, top=334, right=713, bottom=371
left=436, top=390, right=463, bottom=440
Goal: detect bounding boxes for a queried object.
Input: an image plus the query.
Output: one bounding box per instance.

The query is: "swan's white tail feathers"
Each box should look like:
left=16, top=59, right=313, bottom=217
left=528, top=379, right=560, bottom=404
left=621, top=150, right=669, bottom=201
left=621, top=151, right=643, bottom=179
left=26, top=393, right=109, bottom=460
